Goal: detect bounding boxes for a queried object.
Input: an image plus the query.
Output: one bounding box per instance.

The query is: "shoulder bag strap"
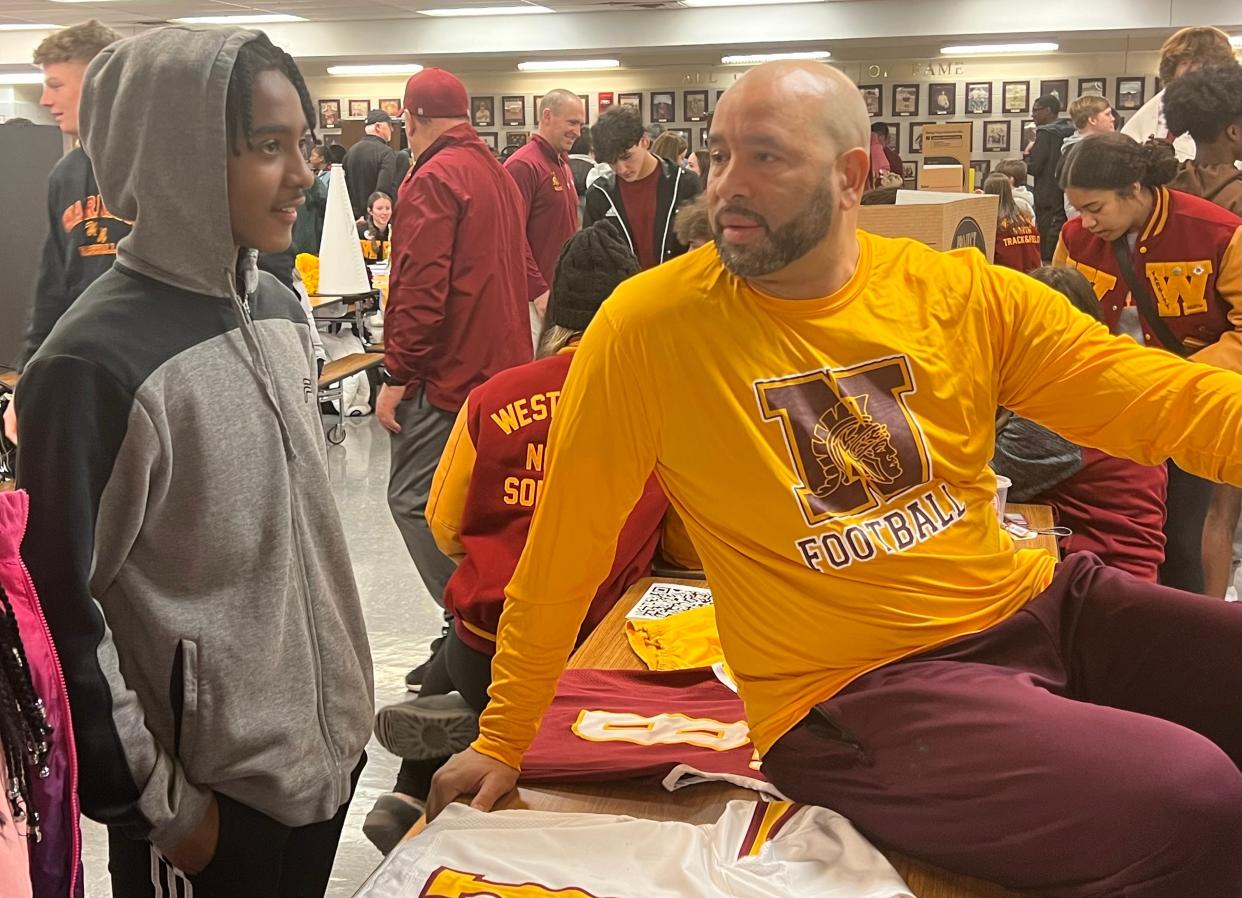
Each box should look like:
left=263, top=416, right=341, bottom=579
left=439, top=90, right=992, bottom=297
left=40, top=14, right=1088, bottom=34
left=1109, top=238, right=1192, bottom=357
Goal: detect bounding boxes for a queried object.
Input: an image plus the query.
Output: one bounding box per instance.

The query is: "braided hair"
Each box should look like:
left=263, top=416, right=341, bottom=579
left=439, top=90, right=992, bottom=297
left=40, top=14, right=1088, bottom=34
left=1058, top=132, right=1179, bottom=195
left=0, top=582, right=53, bottom=842
left=224, top=32, right=316, bottom=156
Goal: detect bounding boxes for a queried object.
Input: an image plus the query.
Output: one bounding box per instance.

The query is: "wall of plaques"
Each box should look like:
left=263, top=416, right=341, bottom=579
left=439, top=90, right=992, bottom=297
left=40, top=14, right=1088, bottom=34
left=308, top=84, right=726, bottom=152
left=856, top=73, right=1162, bottom=184
left=304, top=50, right=1174, bottom=165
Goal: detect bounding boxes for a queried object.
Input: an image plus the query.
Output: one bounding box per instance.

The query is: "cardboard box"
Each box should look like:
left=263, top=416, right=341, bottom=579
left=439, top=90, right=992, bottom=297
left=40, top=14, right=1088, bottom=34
left=918, top=163, right=963, bottom=193
left=921, top=122, right=973, bottom=192
left=858, top=190, right=999, bottom=262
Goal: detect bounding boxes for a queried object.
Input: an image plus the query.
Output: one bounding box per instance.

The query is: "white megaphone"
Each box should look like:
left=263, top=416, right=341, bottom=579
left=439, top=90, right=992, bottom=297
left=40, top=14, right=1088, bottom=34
left=316, top=165, right=371, bottom=296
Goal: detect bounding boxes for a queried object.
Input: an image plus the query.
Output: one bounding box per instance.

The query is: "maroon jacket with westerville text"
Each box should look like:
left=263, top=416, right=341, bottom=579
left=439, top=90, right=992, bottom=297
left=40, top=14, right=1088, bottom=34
left=386, top=124, right=542, bottom=410
left=504, top=133, right=579, bottom=293
left=427, top=348, right=668, bottom=654
left=1054, top=185, right=1242, bottom=372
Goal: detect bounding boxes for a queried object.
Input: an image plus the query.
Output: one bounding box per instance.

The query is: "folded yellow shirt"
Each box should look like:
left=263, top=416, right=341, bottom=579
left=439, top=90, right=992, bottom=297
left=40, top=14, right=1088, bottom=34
left=625, top=605, right=723, bottom=671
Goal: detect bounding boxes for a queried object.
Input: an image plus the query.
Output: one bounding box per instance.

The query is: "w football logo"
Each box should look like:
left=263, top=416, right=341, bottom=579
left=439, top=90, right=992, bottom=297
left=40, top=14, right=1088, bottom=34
left=756, top=356, right=931, bottom=524
left=810, top=395, right=902, bottom=499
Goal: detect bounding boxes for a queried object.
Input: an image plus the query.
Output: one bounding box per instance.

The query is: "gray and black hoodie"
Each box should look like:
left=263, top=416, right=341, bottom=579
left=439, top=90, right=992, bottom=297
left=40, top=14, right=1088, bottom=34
left=15, top=26, right=373, bottom=851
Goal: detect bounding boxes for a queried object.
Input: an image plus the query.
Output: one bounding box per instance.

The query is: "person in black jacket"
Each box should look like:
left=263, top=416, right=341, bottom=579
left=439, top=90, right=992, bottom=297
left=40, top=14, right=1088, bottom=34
left=568, top=130, right=595, bottom=227
left=21, top=20, right=127, bottom=370
left=1026, top=94, right=1075, bottom=261
left=6, top=20, right=128, bottom=446
left=583, top=105, right=701, bottom=269
left=343, top=108, right=397, bottom=220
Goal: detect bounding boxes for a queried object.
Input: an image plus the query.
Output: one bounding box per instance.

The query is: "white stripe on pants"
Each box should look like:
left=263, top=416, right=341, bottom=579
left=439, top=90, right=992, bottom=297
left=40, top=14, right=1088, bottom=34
left=150, top=846, right=194, bottom=898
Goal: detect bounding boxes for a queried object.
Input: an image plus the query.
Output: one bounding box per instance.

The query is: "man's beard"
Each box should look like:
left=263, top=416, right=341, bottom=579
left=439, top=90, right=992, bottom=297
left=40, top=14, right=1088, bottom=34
left=713, top=183, right=835, bottom=278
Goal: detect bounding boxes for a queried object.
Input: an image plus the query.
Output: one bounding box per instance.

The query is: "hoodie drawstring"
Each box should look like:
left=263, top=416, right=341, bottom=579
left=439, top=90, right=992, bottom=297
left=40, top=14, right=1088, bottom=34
left=231, top=250, right=299, bottom=463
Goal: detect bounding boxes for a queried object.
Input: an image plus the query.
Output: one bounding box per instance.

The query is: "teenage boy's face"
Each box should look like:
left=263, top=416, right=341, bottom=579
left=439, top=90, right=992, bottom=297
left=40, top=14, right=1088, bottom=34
left=1088, top=108, right=1116, bottom=133
left=40, top=61, right=88, bottom=135
left=611, top=136, right=651, bottom=181
left=227, top=69, right=313, bottom=253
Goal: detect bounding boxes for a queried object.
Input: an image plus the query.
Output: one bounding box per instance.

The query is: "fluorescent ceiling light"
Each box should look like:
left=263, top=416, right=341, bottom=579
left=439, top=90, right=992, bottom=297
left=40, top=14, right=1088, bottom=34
left=941, top=42, right=1059, bottom=55
left=517, top=59, right=621, bottom=72
left=327, top=63, right=425, bottom=76
left=171, top=14, right=306, bottom=24
left=1230, top=34, right=1242, bottom=48
left=420, top=4, right=552, bottom=15
left=0, top=71, right=45, bottom=84
left=684, top=0, right=822, bottom=5
left=0, top=23, right=57, bottom=31
left=721, top=50, right=830, bottom=65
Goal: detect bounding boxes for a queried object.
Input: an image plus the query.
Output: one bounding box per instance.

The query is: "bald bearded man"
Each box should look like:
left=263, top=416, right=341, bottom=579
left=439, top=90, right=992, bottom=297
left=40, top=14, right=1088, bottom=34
left=428, top=62, right=1242, bottom=897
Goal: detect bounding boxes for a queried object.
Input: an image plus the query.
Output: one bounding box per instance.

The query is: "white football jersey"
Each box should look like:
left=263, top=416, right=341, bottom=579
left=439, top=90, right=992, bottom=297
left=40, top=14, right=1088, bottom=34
left=356, top=800, right=913, bottom=898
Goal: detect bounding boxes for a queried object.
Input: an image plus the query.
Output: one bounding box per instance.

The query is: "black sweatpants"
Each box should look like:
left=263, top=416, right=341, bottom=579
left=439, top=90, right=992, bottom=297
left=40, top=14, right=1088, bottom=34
left=394, top=627, right=491, bottom=800
left=1036, top=205, right=1067, bottom=262
left=107, top=756, right=364, bottom=898
left=1160, top=461, right=1215, bottom=594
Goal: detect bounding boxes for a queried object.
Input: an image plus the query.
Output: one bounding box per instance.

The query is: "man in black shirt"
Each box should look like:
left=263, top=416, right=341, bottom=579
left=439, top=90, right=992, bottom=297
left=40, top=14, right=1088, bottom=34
left=343, top=109, right=398, bottom=220
left=1027, top=94, right=1074, bottom=262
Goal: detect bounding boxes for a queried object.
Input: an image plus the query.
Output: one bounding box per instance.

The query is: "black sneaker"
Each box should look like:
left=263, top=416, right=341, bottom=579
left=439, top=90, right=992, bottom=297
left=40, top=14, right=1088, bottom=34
left=362, top=792, right=425, bottom=855
left=404, top=635, right=445, bottom=692
left=374, top=692, right=479, bottom=761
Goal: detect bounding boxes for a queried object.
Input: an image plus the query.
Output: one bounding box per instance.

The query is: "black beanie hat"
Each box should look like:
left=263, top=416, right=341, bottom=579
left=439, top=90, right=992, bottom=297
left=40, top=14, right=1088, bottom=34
left=546, top=218, right=640, bottom=332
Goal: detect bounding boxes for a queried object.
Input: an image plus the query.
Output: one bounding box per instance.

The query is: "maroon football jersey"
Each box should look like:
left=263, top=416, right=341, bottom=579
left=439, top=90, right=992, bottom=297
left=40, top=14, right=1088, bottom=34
left=520, top=667, right=782, bottom=797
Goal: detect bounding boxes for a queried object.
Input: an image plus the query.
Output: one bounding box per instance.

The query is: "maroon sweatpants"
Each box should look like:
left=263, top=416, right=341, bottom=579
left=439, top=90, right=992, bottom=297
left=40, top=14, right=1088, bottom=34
left=762, top=553, right=1242, bottom=898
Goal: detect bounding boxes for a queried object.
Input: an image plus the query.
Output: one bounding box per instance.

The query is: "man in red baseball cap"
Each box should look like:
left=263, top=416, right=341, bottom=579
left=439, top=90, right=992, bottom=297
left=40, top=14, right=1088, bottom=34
left=379, top=67, right=545, bottom=685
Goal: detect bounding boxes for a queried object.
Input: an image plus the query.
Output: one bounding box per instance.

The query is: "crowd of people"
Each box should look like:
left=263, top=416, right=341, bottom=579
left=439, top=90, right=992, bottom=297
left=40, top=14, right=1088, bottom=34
left=0, top=15, right=1239, bottom=898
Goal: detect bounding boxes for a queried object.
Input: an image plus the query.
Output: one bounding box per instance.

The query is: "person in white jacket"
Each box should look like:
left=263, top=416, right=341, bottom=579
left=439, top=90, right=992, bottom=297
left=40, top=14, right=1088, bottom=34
left=1121, top=25, right=1238, bottom=161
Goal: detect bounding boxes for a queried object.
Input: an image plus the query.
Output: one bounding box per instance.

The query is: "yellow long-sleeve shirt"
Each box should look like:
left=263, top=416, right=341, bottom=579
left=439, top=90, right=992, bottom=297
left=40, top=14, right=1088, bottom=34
left=474, top=232, right=1242, bottom=769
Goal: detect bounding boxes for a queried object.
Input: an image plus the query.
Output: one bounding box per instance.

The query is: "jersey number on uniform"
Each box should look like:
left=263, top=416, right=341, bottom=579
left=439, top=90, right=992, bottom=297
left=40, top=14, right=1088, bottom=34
left=423, top=866, right=614, bottom=898
left=572, top=709, right=751, bottom=752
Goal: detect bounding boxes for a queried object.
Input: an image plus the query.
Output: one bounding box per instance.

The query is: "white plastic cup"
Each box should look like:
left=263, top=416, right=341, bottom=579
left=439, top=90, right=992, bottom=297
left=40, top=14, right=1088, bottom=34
left=993, top=474, right=1012, bottom=521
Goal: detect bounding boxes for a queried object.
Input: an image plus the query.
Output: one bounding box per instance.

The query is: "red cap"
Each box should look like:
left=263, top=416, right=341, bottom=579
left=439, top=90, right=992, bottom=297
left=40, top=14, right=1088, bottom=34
left=403, top=67, right=469, bottom=118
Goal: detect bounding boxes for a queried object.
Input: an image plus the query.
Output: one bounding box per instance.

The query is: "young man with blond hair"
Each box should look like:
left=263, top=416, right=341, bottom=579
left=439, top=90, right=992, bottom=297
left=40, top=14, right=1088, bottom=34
left=1059, top=94, right=1116, bottom=219
left=5, top=19, right=127, bottom=445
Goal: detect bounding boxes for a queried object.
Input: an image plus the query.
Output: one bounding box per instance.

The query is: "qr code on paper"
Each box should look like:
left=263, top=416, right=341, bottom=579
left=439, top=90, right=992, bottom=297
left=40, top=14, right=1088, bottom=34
left=626, top=583, right=714, bottom=621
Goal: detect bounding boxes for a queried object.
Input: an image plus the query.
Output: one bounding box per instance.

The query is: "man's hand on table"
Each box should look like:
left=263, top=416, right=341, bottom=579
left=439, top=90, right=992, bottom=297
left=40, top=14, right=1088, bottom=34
left=427, top=747, right=519, bottom=821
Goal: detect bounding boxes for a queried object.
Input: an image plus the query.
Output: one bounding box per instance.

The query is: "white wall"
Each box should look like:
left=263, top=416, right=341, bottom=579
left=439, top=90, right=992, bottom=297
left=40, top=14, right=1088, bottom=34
left=0, top=85, right=53, bottom=124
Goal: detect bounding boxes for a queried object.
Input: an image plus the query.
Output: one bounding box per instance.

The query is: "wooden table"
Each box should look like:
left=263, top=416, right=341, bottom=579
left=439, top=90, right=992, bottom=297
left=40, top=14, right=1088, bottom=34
left=1007, top=502, right=1058, bottom=557
left=496, top=504, right=1058, bottom=898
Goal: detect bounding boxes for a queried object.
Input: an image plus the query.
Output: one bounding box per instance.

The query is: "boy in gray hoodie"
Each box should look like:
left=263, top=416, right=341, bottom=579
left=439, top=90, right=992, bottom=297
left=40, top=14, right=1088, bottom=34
left=15, top=25, right=373, bottom=898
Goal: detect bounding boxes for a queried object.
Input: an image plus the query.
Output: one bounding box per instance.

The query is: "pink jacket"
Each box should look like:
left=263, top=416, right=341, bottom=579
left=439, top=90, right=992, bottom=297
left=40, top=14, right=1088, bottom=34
left=0, top=489, right=81, bottom=897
